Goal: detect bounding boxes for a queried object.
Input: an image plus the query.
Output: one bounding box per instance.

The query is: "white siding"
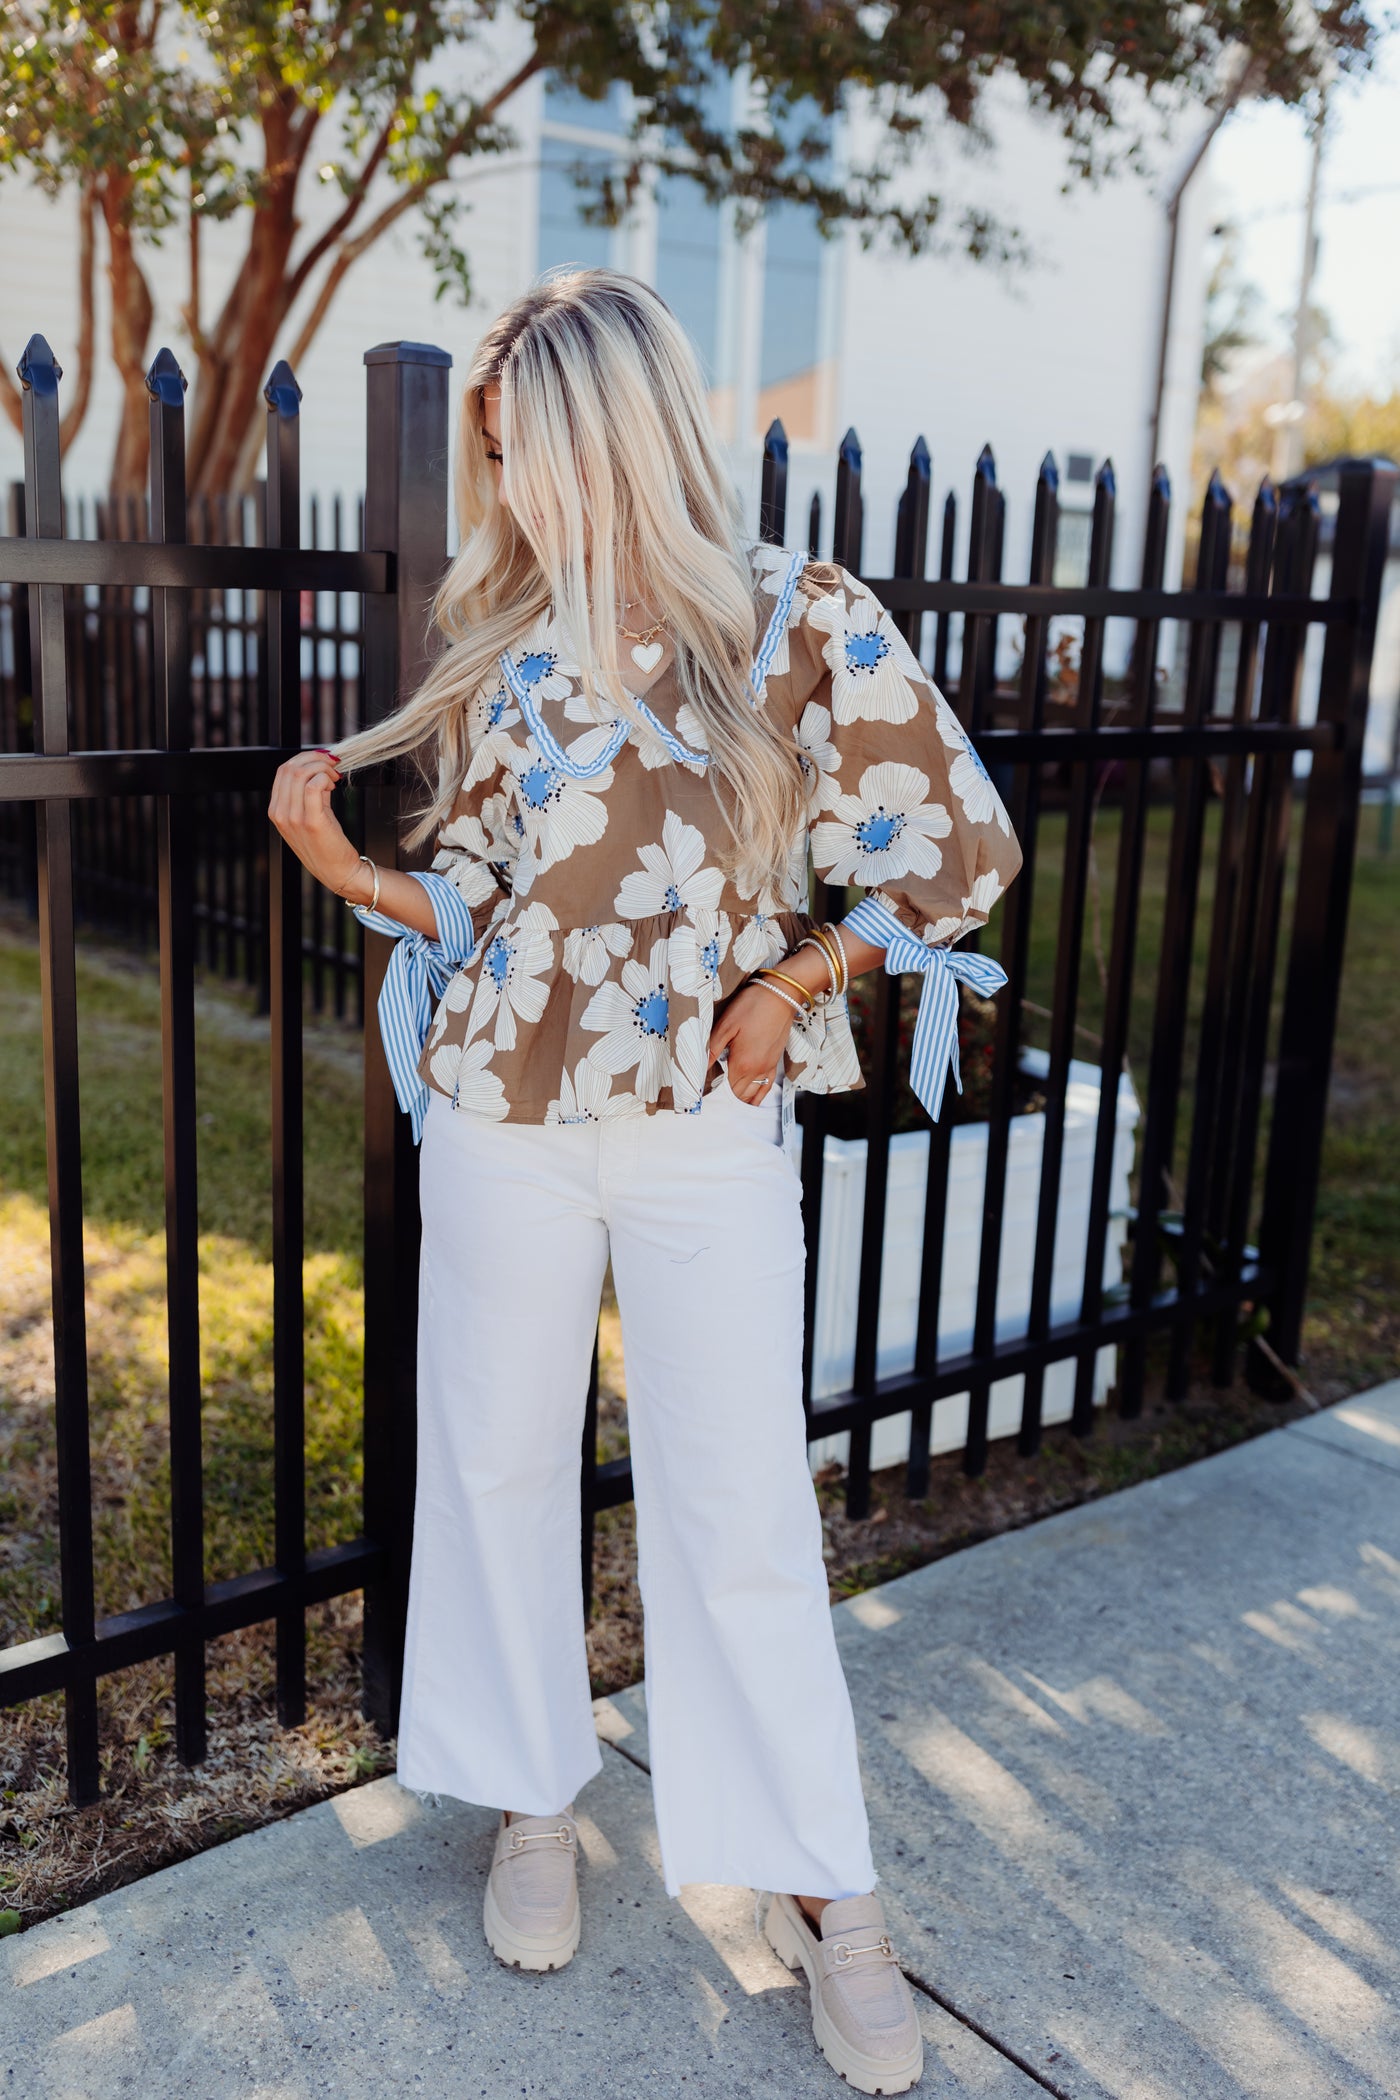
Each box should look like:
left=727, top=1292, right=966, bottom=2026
left=1, top=45, right=1214, bottom=607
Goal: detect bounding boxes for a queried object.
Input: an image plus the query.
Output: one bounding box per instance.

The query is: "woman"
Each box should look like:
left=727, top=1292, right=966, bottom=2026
left=270, top=268, right=1021, bottom=2096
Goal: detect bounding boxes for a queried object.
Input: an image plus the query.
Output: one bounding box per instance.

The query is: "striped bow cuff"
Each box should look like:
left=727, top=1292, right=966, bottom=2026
left=353, top=871, right=483, bottom=1144
left=841, top=895, right=1010, bottom=1125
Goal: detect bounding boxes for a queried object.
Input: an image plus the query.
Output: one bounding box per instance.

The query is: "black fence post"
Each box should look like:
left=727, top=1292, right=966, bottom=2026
left=831, top=427, right=863, bottom=573
left=360, top=340, right=452, bottom=1739
left=892, top=437, right=931, bottom=658
left=1254, top=456, right=1397, bottom=1376
left=19, top=336, right=100, bottom=1805
left=147, top=346, right=207, bottom=1768
left=1074, top=461, right=1171, bottom=1431
left=264, top=360, right=308, bottom=1727
left=5, top=480, right=39, bottom=915
left=759, top=420, right=788, bottom=547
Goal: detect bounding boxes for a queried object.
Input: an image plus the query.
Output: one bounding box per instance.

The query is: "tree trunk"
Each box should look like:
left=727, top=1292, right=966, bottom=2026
left=185, top=100, right=307, bottom=498
left=104, top=182, right=156, bottom=501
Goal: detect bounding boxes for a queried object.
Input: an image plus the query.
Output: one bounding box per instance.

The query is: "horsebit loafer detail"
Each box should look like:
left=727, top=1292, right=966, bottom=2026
left=482, top=1808, right=582, bottom=1972
left=763, top=1890, right=924, bottom=2094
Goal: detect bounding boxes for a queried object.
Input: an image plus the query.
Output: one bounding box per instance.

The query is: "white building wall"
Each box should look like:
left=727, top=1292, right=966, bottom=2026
left=744, top=73, right=1217, bottom=680
left=0, top=43, right=1215, bottom=614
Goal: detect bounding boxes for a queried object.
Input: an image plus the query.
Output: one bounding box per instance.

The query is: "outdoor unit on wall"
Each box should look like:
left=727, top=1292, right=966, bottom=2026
left=807, top=1049, right=1141, bottom=1473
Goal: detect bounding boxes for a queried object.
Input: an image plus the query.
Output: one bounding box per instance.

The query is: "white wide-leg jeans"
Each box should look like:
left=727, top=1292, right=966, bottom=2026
left=396, top=1072, right=876, bottom=1901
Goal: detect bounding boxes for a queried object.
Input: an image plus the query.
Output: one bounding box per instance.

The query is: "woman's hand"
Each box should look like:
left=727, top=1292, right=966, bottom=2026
left=709, top=981, right=796, bottom=1102
left=268, top=749, right=363, bottom=898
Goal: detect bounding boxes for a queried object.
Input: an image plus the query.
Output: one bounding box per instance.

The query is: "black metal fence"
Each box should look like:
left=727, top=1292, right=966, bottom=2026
left=0, top=331, right=1392, bottom=1807
left=0, top=477, right=367, bottom=1017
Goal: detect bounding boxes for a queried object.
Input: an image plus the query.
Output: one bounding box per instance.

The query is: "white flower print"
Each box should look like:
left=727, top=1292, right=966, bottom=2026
left=731, top=909, right=789, bottom=973
left=778, top=828, right=810, bottom=909
left=509, top=612, right=580, bottom=705
left=465, top=679, right=523, bottom=788
left=806, top=589, right=919, bottom=726
left=615, top=809, right=725, bottom=920
left=505, top=735, right=612, bottom=890
left=793, top=700, right=842, bottom=811
left=963, top=867, right=1005, bottom=917
left=812, top=762, right=953, bottom=888
left=428, top=1036, right=509, bottom=1120
left=905, top=866, right=1007, bottom=945
left=936, top=707, right=1012, bottom=834
left=670, top=1014, right=711, bottom=1113
left=624, top=696, right=709, bottom=774
left=674, top=702, right=710, bottom=753
left=546, top=1057, right=641, bottom=1124
left=785, top=998, right=862, bottom=1094
left=668, top=908, right=731, bottom=1008
left=751, top=542, right=795, bottom=596
left=626, top=711, right=685, bottom=774
left=562, top=921, right=633, bottom=986
left=919, top=910, right=966, bottom=946
left=464, top=902, right=558, bottom=1054
left=581, top=938, right=675, bottom=1102
left=473, top=788, right=524, bottom=886
left=431, top=810, right=508, bottom=910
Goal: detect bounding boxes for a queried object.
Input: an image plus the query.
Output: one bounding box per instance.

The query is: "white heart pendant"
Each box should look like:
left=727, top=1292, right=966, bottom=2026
left=631, top=640, right=664, bottom=674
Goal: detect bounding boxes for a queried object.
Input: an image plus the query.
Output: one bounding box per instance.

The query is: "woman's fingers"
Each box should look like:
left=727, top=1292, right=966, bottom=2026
left=270, top=751, right=339, bottom=830
left=728, top=1061, right=778, bottom=1100
left=707, top=1007, right=737, bottom=1068
left=268, top=751, right=353, bottom=890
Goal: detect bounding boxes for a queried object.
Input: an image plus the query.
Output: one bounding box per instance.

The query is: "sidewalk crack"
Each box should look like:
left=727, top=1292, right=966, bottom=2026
left=901, top=1967, right=1076, bottom=2099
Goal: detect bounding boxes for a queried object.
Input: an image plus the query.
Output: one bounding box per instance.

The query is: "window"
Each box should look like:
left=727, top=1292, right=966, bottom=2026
left=536, top=75, right=629, bottom=275
left=537, top=136, right=618, bottom=274
left=543, top=77, right=626, bottom=132
left=655, top=174, right=725, bottom=372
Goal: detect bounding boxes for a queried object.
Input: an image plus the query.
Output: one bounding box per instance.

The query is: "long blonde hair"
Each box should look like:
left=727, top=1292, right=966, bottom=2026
left=332, top=268, right=807, bottom=894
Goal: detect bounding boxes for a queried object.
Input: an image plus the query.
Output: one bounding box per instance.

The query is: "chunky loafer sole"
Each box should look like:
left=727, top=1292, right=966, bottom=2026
left=764, top=1892, right=924, bottom=2095
left=483, top=1876, right=581, bottom=1972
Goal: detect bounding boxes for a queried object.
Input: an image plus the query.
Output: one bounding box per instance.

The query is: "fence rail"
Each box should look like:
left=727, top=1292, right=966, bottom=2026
left=0, top=472, right=371, bottom=1017
left=0, top=331, right=1392, bottom=1806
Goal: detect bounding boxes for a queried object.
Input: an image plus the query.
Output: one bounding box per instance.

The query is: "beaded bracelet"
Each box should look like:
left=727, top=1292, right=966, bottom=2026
left=826, top=920, right=852, bottom=995
left=750, top=976, right=811, bottom=1027
left=795, top=931, right=842, bottom=1000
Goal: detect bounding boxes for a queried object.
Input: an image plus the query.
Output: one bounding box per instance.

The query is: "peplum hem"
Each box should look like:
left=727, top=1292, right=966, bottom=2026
left=414, top=906, right=863, bottom=1125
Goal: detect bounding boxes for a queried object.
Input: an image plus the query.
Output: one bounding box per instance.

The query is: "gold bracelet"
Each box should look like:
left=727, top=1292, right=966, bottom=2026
left=756, top=967, right=815, bottom=1012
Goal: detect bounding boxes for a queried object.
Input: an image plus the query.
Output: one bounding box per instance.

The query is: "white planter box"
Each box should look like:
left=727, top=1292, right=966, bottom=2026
left=808, top=1050, right=1141, bottom=1473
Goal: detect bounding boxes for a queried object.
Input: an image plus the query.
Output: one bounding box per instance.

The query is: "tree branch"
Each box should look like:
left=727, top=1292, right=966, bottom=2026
left=283, top=49, right=544, bottom=377
left=58, top=177, right=98, bottom=454
left=283, top=95, right=406, bottom=306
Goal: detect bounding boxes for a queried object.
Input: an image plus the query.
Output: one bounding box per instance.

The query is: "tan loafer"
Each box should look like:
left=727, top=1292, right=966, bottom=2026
left=763, top=1890, right=924, bottom=2094
left=482, top=1808, right=581, bottom=1971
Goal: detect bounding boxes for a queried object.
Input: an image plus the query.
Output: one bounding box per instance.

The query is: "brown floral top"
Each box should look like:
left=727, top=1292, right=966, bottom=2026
left=356, top=543, right=1023, bottom=1130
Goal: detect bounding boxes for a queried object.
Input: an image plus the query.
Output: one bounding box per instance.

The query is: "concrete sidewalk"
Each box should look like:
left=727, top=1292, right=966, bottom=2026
left=7, top=1382, right=1400, bottom=2099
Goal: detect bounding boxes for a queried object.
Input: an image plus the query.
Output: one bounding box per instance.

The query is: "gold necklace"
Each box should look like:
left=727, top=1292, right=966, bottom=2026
left=619, top=613, right=665, bottom=646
